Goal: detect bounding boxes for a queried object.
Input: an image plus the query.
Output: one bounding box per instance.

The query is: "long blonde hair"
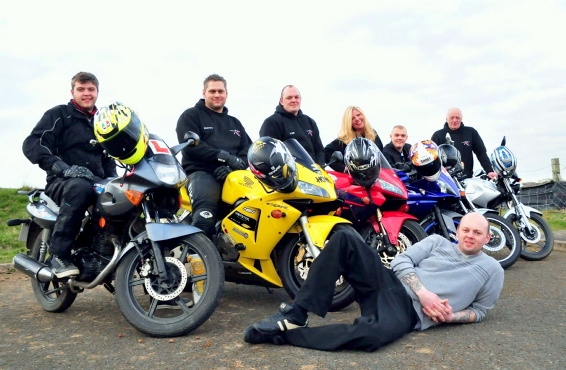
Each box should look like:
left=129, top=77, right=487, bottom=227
left=337, top=106, right=376, bottom=144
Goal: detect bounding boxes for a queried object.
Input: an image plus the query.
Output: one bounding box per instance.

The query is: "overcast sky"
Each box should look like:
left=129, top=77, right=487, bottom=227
left=2, top=0, right=565, bottom=188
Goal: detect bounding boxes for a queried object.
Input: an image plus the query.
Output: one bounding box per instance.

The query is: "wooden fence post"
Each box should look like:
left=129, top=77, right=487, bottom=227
left=551, top=158, right=562, bottom=181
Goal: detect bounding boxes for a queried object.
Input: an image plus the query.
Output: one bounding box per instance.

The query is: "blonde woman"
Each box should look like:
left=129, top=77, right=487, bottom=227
left=324, top=106, right=383, bottom=172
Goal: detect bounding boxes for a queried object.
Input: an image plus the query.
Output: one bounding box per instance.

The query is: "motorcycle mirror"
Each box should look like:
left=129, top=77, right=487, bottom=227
left=445, top=133, right=454, bottom=145
left=326, top=151, right=343, bottom=166
left=501, top=136, right=506, bottom=146
left=473, top=168, right=486, bottom=178
left=171, top=131, right=201, bottom=157
left=184, top=131, right=200, bottom=146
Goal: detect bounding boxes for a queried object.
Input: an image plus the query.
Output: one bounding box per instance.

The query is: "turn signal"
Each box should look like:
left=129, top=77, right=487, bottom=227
left=125, top=189, right=144, bottom=205
left=98, top=217, right=107, bottom=228
left=271, top=210, right=285, bottom=218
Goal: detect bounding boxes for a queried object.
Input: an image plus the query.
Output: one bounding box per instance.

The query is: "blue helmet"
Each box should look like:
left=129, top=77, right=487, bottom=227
left=490, top=146, right=517, bottom=177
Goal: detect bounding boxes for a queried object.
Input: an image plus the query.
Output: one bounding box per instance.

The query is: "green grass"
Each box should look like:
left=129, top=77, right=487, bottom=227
left=541, top=209, right=566, bottom=230
left=0, top=188, right=565, bottom=264
left=0, top=188, right=31, bottom=263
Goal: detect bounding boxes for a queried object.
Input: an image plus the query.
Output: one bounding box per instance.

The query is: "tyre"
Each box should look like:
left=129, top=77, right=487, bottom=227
left=29, top=231, right=77, bottom=312
left=507, top=212, right=554, bottom=261
left=359, top=219, right=428, bottom=269
left=457, top=212, right=521, bottom=269
left=277, top=224, right=356, bottom=312
left=114, top=232, right=224, bottom=337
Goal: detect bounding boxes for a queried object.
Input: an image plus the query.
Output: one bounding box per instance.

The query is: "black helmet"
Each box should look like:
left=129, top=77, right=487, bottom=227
left=409, top=140, right=441, bottom=181
left=248, top=137, right=298, bottom=193
left=344, top=137, right=381, bottom=187
left=438, top=143, right=461, bottom=170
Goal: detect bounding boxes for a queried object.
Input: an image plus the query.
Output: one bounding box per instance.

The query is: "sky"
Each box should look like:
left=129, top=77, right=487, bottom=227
left=2, top=0, right=565, bottom=188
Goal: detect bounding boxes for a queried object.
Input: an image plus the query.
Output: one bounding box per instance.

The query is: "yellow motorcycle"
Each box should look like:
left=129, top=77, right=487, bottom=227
left=180, top=137, right=355, bottom=311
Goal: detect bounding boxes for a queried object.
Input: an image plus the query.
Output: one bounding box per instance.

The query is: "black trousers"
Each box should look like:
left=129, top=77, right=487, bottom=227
left=45, top=177, right=95, bottom=258
left=286, top=228, right=419, bottom=352
left=187, top=171, right=221, bottom=239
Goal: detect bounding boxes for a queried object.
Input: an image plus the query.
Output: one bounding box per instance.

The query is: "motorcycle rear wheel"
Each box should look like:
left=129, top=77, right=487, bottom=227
left=277, top=224, right=356, bottom=312
left=507, top=213, right=554, bottom=261
left=114, top=232, right=224, bottom=337
left=359, top=219, right=428, bottom=269
left=30, top=231, right=77, bottom=312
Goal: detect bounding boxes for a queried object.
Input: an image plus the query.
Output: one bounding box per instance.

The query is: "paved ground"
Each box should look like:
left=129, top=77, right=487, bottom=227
left=1, top=237, right=565, bottom=369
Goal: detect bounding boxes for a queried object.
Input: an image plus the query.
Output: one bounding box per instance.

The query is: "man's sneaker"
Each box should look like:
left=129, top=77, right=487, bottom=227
left=243, top=302, right=308, bottom=344
left=156, top=297, right=193, bottom=310
left=51, top=256, right=80, bottom=278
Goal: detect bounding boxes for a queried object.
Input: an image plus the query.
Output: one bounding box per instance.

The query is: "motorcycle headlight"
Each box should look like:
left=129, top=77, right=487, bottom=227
left=377, top=179, right=405, bottom=197
left=437, top=180, right=458, bottom=196
left=151, top=162, right=180, bottom=185
left=297, top=180, right=330, bottom=198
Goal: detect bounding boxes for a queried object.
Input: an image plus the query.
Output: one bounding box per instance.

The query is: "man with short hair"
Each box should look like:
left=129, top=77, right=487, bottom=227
left=243, top=212, right=504, bottom=352
left=176, top=74, right=252, bottom=239
left=382, top=125, right=412, bottom=170
left=23, top=72, right=117, bottom=278
left=431, top=107, right=497, bottom=179
left=260, top=85, right=324, bottom=166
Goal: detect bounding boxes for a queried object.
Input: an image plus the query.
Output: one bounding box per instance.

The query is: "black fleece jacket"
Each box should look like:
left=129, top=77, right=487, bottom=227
left=431, top=122, right=493, bottom=178
left=259, top=104, right=325, bottom=166
left=176, top=99, right=252, bottom=175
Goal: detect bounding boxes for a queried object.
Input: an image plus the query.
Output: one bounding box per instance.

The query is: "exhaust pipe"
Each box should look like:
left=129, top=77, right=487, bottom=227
left=12, top=253, right=55, bottom=283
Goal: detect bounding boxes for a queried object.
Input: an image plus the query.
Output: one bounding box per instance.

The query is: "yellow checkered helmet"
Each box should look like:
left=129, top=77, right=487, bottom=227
left=94, top=102, right=149, bottom=165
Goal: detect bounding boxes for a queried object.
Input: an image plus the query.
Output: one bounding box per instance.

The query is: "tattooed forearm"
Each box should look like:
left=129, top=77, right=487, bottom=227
left=450, top=308, right=476, bottom=323
left=399, top=272, right=424, bottom=294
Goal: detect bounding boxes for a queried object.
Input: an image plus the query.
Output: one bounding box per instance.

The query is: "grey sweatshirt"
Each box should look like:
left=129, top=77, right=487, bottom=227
left=391, top=234, right=504, bottom=330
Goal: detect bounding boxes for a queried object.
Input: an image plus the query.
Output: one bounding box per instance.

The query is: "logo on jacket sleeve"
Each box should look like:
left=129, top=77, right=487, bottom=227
left=230, top=129, right=242, bottom=137
left=306, top=130, right=314, bottom=137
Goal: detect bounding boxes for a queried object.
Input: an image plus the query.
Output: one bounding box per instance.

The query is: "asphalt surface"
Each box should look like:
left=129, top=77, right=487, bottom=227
left=1, top=236, right=565, bottom=369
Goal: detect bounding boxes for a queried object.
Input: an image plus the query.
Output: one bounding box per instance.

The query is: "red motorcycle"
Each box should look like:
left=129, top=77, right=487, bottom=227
left=328, top=148, right=427, bottom=268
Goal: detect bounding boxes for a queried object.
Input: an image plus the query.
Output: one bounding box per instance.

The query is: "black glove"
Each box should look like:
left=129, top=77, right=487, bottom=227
left=218, top=150, right=246, bottom=170
left=214, top=165, right=232, bottom=182
left=63, top=165, right=94, bottom=181
left=52, top=160, right=71, bottom=177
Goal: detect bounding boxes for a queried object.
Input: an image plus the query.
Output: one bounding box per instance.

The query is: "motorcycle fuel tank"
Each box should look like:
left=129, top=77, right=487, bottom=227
left=462, top=178, right=500, bottom=208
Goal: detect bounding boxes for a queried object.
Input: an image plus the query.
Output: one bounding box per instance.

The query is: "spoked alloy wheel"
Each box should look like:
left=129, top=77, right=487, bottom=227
left=359, top=219, right=428, bottom=269
left=507, top=213, right=554, bottom=261
left=277, top=224, right=356, bottom=312
left=114, top=233, right=223, bottom=337
left=30, top=232, right=77, bottom=312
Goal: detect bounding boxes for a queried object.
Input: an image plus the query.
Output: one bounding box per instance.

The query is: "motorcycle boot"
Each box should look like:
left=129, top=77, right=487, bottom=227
left=50, top=255, right=80, bottom=278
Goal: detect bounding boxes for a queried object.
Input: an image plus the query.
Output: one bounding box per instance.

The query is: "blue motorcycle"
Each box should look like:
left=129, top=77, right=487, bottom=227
left=397, top=141, right=521, bottom=269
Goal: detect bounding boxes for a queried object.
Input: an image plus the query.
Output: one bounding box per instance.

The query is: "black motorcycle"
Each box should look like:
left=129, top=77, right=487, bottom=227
left=8, top=132, right=224, bottom=337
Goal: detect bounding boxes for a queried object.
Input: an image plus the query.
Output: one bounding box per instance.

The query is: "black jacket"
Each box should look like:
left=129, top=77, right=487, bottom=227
left=431, top=122, right=493, bottom=178
left=259, top=104, right=325, bottom=166
left=22, top=100, right=117, bottom=184
left=323, top=133, right=383, bottom=172
left=176, top=99, right=252, bottom=175
left=382, top=142, right=412, bottom=170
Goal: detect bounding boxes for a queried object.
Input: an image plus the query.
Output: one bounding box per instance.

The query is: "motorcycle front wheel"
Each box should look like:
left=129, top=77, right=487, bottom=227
left=277, top=224, right=356, bottom=312
left=114, top=232, right=224, bottom=337
left=507, top=212, right=554, bottom=261
left=359, top=219, right=428, bottom=269
left=30, top=231, right=77, bottom=312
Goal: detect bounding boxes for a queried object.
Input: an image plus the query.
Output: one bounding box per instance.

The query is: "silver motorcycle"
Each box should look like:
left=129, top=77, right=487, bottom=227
left=461, top=137, right=554, bottom=261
